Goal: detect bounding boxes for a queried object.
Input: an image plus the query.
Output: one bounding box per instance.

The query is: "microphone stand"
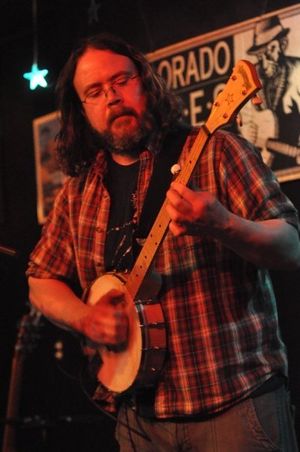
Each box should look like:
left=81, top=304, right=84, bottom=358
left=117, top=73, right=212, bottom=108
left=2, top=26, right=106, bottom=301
left=0, top=244, right=17, bottom=258
left=2, top=308, right=42, bottom=452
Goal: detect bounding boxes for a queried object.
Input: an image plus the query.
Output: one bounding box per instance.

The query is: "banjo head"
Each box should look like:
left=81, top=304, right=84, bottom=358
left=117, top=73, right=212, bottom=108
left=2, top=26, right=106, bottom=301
left=86, top=273, right=142, bottom=393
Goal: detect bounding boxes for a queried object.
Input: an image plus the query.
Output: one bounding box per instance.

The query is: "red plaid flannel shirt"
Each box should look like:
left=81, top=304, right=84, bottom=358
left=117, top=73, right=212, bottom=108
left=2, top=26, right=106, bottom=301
left=27, top=129, right=299, bottom=418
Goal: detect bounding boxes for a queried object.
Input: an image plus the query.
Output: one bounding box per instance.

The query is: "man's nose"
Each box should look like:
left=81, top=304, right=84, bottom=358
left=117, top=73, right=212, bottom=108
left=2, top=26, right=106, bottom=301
left=106, top=86, right=122, bottom=105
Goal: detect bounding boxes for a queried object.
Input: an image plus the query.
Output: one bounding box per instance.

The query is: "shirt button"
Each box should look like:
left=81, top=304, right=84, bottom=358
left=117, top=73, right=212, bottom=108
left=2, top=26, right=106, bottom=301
left=96, top=227, right=103, bottom=233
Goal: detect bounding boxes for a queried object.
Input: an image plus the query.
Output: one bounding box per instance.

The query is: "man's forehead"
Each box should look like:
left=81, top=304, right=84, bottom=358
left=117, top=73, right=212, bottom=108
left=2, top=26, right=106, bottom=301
left=77, top=48, right=135, bottom=74
left=73, top=48, right=136, bottom=92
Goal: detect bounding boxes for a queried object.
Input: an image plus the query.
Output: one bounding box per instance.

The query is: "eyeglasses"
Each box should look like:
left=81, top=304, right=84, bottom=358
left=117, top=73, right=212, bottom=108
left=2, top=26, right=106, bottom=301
left=81, top=73, right=139, bottom=106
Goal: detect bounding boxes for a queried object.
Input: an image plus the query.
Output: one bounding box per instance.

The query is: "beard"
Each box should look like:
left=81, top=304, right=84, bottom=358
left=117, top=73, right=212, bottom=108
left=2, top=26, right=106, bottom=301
left=259, top=52, right=285, bottom=80
left=90, top=107, right=154, bottom=159
left=261, top=60, right=278, bottom=79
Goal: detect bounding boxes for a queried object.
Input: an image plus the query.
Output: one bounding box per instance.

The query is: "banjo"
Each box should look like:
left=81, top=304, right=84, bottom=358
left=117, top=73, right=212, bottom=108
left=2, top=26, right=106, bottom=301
left=84, top=59, right=262, bottom=395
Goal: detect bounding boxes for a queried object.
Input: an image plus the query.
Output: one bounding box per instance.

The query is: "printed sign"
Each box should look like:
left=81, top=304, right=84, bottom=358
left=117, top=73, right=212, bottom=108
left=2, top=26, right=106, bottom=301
left=148, top=4, right=300, bottom=182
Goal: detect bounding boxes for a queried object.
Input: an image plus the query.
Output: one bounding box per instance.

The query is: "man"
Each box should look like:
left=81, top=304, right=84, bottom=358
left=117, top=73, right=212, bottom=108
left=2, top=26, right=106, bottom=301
left=241, top=15, right=300, bottom=171
left=27, top=33, right=300, bottom=451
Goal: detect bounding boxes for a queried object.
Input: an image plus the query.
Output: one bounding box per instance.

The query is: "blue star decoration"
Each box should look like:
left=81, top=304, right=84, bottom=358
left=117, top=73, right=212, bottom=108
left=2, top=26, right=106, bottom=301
left=23, top=63, right=48, bottom=90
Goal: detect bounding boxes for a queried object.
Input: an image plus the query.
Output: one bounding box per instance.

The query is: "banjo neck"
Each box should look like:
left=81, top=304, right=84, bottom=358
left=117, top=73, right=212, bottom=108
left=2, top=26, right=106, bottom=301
left=125, top=126, right=211, bottom=299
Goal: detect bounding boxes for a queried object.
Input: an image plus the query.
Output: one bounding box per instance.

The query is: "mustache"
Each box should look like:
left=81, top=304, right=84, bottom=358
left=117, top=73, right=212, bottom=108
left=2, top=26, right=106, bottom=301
left=108, top=107, right=138, bottom=126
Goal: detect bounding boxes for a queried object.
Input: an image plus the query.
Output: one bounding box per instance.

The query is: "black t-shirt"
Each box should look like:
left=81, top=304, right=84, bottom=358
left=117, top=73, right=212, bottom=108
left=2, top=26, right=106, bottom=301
left=104, top=157, right=139, bottom=272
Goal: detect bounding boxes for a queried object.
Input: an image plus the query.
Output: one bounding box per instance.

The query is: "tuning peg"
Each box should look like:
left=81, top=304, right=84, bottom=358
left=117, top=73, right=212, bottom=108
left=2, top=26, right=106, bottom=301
left=251, top=95, right=263, bottom=106
left=171, top=163, right=181, bottom=175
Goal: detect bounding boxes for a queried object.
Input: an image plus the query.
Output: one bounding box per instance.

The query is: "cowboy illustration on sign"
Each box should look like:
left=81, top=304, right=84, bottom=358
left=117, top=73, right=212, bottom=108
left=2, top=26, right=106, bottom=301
left=239, top=15, right=300, bottom=173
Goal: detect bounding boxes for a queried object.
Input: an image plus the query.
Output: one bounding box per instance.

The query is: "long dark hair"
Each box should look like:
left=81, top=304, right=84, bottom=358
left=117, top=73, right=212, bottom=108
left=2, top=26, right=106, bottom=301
left=55, top=33, right=183, bottom=176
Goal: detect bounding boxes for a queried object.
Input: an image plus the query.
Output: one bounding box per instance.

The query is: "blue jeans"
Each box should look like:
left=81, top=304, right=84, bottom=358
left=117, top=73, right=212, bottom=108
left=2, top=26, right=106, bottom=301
left=115, top=386, right=298, bottom=451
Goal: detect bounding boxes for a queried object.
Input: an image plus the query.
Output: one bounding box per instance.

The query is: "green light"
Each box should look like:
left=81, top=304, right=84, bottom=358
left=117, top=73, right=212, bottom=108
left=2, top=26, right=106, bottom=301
left=23, top=63, right=48, bottom=90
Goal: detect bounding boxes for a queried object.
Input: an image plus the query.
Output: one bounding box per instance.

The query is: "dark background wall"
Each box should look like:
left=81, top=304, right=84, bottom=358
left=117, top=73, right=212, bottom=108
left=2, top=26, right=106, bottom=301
left=1, top=1, right=300, bottom=451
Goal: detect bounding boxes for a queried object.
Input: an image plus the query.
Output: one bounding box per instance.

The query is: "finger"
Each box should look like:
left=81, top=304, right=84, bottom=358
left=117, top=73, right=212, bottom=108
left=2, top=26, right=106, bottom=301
left=100, top=288, right=126, bottom=306
left=104, top=311, right=128, bottom=348
left=170, top=181, right=194, bottom=199
left=166, top=186, right=184, bottom=205
left=168, top=220, right=187, bottom=236
left=168, top=184, right=198, bottom=214
left=114, top=310, right=128, bottom=324
left=91, top=311, right=128, bottom=346
left=167, top=187, right=192, bottom=214
left=106, top=342, right=128, bottom=352
left=166, top=190, right=194, bottom=224
left=115, top=311, right=128, bottom=335
left=166, top=202, right=184, bottom=223
left=170, top=181, right=185, bottom=193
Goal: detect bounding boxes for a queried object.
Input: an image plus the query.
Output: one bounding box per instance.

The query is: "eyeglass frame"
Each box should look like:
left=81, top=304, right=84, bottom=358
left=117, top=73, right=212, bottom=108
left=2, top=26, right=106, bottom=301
left=80, top=72, right=140, bottom=106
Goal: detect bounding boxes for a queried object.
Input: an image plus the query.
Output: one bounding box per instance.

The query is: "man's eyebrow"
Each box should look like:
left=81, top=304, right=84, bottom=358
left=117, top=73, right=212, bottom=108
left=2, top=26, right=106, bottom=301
left=110, top=70, right=133, bottom=81
left=83, top=70, right=133, bottom=95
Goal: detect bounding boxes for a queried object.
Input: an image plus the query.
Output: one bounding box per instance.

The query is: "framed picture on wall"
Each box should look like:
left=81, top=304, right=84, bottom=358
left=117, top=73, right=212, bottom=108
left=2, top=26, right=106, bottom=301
left=33, top=111, right=65, bottom=224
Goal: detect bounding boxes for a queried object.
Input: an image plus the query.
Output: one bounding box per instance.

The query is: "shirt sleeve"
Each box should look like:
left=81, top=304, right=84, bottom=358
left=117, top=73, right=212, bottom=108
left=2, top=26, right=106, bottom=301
left=214, top=131, right=299, bottom=231
left=26, top=181, right=77, bottom=281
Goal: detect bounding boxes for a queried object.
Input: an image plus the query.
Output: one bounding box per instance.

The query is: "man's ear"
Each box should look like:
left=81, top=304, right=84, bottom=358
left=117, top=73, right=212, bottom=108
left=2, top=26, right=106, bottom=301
left=280, top=37, right=289, bottom=53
